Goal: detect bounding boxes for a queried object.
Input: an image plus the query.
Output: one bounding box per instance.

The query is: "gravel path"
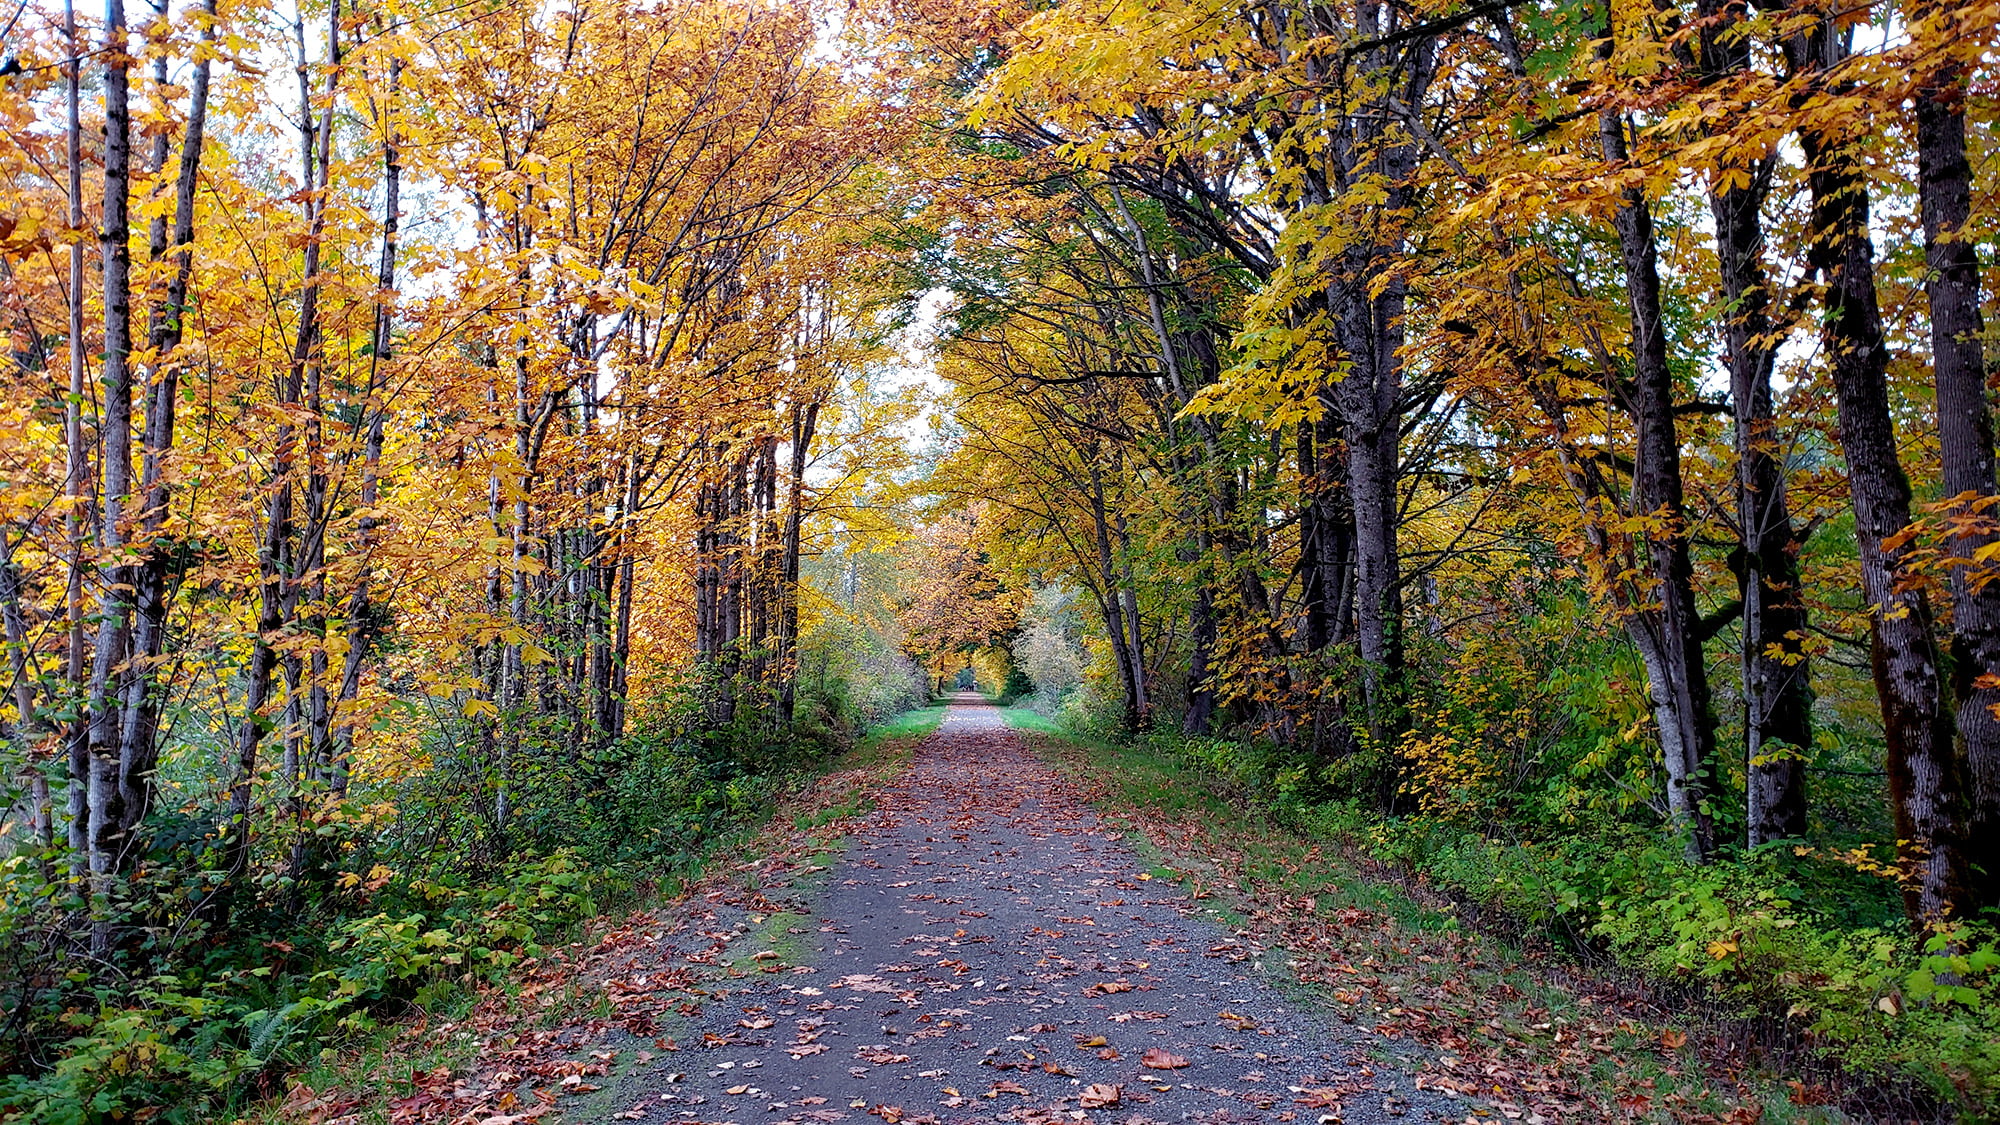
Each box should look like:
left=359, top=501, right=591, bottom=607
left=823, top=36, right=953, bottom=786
left=597, top=696, right=1449, bottom=1125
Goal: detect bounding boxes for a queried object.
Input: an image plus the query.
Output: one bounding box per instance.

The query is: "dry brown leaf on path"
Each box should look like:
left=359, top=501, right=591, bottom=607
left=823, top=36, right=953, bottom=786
left=1140, top=1048, right=1190, bottom=1070
left=835, top=974, right=901, bottom=993
left=1079, top=1083, right=1122, bottom=1108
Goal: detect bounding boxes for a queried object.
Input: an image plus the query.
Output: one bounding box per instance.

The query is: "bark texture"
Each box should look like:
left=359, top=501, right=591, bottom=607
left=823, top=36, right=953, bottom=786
left=1789, top=14, right=1968, bottom=922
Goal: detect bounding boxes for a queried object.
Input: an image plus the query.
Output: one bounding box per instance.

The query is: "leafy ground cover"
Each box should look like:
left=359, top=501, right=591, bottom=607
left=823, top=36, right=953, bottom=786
left=1000, top=707, right=1960, bottom=1125
left=48, top=705, right=950, bottom=1125
left=260, top=702, right=946, bottom=1125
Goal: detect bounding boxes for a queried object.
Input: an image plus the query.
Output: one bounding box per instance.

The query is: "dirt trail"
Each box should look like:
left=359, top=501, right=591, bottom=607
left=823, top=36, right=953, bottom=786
left=592, top=696, right=1449, bottom=1125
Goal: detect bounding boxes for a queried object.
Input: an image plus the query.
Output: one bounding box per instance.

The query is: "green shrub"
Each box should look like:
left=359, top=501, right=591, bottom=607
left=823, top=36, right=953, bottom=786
left=0, top=681, right=919, bottom=1124
left=1110, top=721, right=2000, bottom=1115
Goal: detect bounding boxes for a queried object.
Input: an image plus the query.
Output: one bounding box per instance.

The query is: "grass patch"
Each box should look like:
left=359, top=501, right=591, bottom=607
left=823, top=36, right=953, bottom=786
left=860, top=701, right=949, bottom=747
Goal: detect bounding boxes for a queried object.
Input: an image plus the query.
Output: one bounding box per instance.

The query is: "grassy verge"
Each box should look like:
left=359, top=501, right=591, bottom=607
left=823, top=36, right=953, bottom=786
left=259, top=703, right=948, bottom=1125
left=1003, top=706, right=1867, bottom=1125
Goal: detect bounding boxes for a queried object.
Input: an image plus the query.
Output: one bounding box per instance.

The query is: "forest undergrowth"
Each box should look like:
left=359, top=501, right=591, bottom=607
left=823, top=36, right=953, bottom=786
left=1003, top=705, right=1993, bottom=1123
left=258, top=701, right=948, bottom=1125
left=2, top=700, right=945, bottom=1124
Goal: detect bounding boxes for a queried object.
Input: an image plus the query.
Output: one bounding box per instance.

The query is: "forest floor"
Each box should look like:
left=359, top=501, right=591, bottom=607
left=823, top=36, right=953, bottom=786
left=279, top=697, right=1850, bottom=1125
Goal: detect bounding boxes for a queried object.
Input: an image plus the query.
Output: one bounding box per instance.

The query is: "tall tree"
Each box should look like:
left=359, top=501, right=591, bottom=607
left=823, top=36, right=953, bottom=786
left=84, top=0, right=137, bottom=911
left=1786, top=4, right=1967, bottom=921
left=1694, top=0, right=1809, bottom=847
left=1597, top=14, right=1718, bottom=862
left=1910, top=0, right=2000, bottom=909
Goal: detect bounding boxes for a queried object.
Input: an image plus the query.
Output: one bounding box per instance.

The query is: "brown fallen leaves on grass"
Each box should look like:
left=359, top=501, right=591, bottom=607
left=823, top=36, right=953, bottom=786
left=1034, top=732, right=1792, bottom=1125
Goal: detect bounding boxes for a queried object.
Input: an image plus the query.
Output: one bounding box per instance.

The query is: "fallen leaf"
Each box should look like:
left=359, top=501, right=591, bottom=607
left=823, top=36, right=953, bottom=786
left=1140, top=1048, right=1190, bottom=1070
left=1659, top=1029, right=1687, bottom=1049
left=1079, top=1084, right=1122, bottom=1108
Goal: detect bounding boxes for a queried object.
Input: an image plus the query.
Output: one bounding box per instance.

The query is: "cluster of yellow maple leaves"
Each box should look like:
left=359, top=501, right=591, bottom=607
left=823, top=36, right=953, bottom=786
left=0, top=0, right=928, bottom=900
left=913, top=0, right=1999, bottom=931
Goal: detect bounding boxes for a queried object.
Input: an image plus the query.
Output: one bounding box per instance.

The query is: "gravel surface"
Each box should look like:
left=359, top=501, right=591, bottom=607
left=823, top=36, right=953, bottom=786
left=595, top=696, right=1452, bottom=1125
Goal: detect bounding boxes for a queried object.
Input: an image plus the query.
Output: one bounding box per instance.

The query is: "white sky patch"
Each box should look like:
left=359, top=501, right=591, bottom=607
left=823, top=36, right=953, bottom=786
left=886, top=286, right=953, bottom=447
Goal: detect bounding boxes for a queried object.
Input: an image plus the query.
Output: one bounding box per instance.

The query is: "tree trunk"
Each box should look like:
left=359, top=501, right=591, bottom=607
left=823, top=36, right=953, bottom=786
left=1, top=538, right=54, bottom=869
left=1912, top=1, right=2000, bottom=910
left=119, top=0, right=216, bottom=850
left=334, top=53, right=401, bottom=795
left=85, top=0, right=137, bottom=916
left=1599, top=90, right=1719, bottom=863
left=1788, top=14, right=1968, bottom=923
left=1323, top=7, right=1431, bottom=769
left=61, top=0, right=89, bottom=878
left=1114, top=505, right=1148, bottom=721
left=779, top=399, right=820, bottom=724
left=224, top=0, right=339, bottom=884
left=1088, top=458, right=1143, bottom=731
left=1336, top=274, right=1404, bottom=752
left=1182, top=566, right=1218, bottom=737
left=1698, top=0, right=1809, bottom=847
